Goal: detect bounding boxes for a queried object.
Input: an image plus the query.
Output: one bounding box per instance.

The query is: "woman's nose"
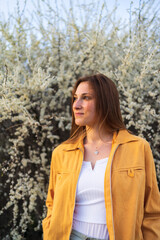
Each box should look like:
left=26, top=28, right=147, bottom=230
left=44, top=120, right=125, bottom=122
left=73, top=99, right=82, bottom=109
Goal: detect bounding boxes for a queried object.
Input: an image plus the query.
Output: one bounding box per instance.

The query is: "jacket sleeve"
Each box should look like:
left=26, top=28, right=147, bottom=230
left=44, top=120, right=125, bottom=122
left=42, top=151, right=56, bottom=240
left=142, top=141, right=160, bottom=239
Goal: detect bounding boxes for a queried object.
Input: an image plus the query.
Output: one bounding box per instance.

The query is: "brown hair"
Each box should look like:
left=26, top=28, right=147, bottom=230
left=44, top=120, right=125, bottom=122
left=68, top=73, right=126, bottom=142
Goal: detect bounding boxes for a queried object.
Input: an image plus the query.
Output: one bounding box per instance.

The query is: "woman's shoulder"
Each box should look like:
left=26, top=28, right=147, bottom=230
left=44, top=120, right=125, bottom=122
left=117, top=130, right=150, bottom=147
left=52, top=139, right=81, bottom=155
left=51, top=142, right=67, bottom=155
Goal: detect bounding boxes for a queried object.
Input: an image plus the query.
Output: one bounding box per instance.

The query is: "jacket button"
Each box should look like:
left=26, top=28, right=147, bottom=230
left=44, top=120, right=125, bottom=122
left=128, top=169, right=134, bottom=177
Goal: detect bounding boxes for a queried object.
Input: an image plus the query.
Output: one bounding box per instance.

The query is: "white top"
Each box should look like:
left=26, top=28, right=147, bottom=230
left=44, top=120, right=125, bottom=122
left=72, top=157, right=109, bottom=239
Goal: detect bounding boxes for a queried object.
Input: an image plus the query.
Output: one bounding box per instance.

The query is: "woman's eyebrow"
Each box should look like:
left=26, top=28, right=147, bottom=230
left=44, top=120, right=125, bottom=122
left=74, top=93, right=93, bottom=96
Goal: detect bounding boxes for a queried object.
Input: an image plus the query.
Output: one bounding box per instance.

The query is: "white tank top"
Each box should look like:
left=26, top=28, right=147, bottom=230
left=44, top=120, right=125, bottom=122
left=72, top=157, right=109, bottom=239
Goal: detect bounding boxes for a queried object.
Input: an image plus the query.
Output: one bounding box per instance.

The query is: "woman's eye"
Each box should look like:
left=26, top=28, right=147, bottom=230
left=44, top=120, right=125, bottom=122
left=73, top=95, right=91, bottom=101
left=83, top=96, right=89, bottom=100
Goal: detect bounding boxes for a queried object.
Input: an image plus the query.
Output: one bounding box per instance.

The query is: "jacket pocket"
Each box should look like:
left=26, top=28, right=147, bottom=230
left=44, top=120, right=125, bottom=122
left=114, top=167, right=144, bottom=178
left=55, top=171, right=74, bottom=191
left=127, top=167, right=144, bottom=178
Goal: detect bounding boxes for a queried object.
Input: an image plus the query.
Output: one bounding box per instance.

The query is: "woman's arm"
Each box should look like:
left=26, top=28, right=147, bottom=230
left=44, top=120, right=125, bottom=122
left=142, top=141, right=160, bottom=239
left=42, top=151, right=56, bottom=240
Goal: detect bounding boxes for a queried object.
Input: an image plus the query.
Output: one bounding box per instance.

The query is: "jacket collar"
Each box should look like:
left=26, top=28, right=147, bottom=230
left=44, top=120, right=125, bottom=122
left=113, top=129, right=138, bottom=144
left=62, top=130, right=138, bottom=151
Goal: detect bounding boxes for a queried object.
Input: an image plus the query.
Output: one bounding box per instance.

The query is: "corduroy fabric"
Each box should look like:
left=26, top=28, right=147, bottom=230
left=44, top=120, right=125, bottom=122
left=42, top=130, right=160, bottom=240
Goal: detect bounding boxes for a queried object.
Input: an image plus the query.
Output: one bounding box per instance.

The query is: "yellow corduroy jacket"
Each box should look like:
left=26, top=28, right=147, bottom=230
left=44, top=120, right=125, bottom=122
left=42, top=130, right=160, bottom=240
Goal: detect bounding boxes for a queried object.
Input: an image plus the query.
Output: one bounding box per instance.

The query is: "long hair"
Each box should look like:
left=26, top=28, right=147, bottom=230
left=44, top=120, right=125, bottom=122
left=67, top=73, right=126, bottom=143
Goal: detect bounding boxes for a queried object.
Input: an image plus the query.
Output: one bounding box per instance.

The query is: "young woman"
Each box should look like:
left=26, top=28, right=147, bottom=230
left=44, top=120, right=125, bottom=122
left=42, top=74, right=160, bottom=240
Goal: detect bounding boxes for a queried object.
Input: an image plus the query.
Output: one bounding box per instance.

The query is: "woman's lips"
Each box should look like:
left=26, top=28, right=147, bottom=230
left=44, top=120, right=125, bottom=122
left=74, top=113, right=84, bottom=116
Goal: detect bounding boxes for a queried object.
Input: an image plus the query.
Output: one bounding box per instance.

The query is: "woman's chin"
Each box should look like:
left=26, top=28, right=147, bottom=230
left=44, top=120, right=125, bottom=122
left=75, top=120, right=85, bottom=126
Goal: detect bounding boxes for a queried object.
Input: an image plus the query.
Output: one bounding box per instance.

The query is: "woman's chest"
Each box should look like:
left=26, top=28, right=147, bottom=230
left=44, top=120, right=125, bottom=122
left=83, top=143, right=112, bottom=169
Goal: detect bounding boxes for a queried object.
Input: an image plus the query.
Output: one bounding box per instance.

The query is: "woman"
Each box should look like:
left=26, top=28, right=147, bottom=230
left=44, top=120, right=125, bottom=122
left=42, top=74, right=160, bottom=240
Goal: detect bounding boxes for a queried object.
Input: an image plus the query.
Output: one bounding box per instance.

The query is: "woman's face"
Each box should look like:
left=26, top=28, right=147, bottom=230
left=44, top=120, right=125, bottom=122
left=72, top=81, right=97, bottom=127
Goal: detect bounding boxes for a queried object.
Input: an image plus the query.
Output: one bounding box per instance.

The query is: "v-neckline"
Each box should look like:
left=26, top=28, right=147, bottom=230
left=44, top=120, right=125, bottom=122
left=83, top=157, right=108, bottom=170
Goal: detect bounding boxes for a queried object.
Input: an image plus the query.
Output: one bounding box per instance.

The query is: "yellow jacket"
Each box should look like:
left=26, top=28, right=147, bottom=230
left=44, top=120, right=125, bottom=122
left=42, top=130, right=160, bottom=240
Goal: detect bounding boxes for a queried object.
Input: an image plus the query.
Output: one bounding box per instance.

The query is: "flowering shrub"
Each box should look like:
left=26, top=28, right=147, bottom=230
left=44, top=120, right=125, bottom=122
left=0, top=0, right=159, bottom=239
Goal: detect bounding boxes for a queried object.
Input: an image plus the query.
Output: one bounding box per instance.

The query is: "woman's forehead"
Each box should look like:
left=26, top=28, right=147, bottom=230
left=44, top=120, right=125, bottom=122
left=75, top=82, right=94, bottom=94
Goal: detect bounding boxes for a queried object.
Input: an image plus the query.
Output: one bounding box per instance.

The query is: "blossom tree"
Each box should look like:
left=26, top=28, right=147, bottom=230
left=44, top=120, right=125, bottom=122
left=0, top=0, right=159, bottom=239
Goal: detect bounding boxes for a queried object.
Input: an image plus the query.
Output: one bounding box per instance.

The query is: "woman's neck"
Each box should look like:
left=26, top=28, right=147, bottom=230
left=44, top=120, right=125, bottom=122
left=85, top=126, right=113, bottom=145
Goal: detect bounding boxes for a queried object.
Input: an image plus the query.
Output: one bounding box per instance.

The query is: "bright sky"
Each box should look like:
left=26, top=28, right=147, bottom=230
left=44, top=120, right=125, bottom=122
left=0, top=0, right=141, bottom=21
left=0, top=0, right=159, bottom=28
